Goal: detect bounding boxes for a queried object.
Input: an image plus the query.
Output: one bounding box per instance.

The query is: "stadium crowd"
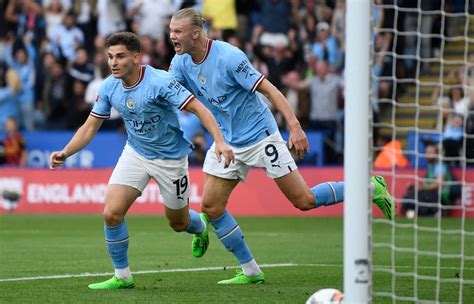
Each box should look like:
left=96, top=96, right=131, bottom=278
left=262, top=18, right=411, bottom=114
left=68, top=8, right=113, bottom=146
left=0, top=0, right=473, bottom=166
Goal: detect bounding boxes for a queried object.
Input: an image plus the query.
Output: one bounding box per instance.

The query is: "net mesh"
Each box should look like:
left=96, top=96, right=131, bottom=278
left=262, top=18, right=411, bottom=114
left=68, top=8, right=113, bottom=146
left=370, top=1, right=474, bottom=302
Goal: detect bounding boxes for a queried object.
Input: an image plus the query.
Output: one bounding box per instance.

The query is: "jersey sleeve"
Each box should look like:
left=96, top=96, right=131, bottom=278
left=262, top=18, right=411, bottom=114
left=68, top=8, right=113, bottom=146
left=159, top=72, right=194, bottom=111
left=90, top=82, right=111, bottom=119
left=227, top=48, right=264, bottom=93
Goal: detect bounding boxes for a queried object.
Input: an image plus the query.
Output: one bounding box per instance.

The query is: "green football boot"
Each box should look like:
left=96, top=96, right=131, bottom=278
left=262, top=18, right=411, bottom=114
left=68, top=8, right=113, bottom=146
left=217, top=270, right=265, bottom=285
left=371, top=175, right=396, bottom=220
left=88, top=275, right=134, bottom=289
left=192, top=213, right=209, bottom=258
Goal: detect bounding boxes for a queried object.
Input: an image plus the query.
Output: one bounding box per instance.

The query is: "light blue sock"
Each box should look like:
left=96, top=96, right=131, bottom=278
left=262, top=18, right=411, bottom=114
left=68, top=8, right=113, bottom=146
left=186, top=209, right=205, bottom=234
left=105, top=221, right=129, bottom=269
left=311, top=182, right=344, bottom=208
left=210, top=210, right=253, bottom=264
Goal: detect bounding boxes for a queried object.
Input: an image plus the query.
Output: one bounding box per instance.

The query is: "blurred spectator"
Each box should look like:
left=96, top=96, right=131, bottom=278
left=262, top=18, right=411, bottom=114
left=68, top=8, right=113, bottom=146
left=5, top=0, right=45, bottom=45
left=72, top=0, right=98, bottom=53
left=189, top=132, right=207, bottom=166
left=65, top=47, right=94, bottom=99
left=153, top=33, right=174, bottom=70
left=372, top=31, right=393, bottom=142
left=285, top=59, right=344, bottom=163
left=235, top=0, right=259, bottom=42
left=300, top=0, right=333, bottom=24
left=0, top=69, right=22, bottom=133
left=47, top=11, right=85, bottom=63
left=373, top=0, right=384, bottom=35
left=91, top=45, right=107, bottom=76
left=126, top=0, right=174, bottom=41
left=330, top=0, right=345, bottom=55
left=396, top=0, right=442, bottom=76
left=42, top=0, right=72, bottom=11
left=0, top=0, right=12, bottom=39
left=66, top=79, right=90, bottom=129
left=298, top=12, right=317, bottom=60
left=401, top=143, right=459, bottom=218
left=281, top=71, right=301, bottom=122
left=254, top=43, right=296, bottom=90
left=397, top=0, right=417, bottom=77
left=41, top=60, right=67, bottom=129
left=374, top=138, right=409, bottom=169
left=138, top=35, right=158, bottom=66
left=43, top=0, right=67, bottom=38
left=96, top=0, right=127, bottom=37
left=451, top=53, right=474, bottom=85
left=254, top=0, right=291, bottom=48
left=432, top=83, right=470, bottom=125
left=442, top=113, right=464, bottom=164
left=35, top=51, right=55, bottom=115
left=2, top=117, right=27, bottom=167
left=419, top=0, right=442, bottom=63
left=3, top=33, right=37, bottom=130
left=372, top=32, right=392, bottom=109
left=202, top=0, right=237, bottom=41
left=311, top=21, right=341, bottom=71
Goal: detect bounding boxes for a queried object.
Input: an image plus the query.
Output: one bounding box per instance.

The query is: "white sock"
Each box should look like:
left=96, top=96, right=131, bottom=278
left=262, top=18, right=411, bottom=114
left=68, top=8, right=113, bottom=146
left=115, top=266, right=132, bottom=280
left=241, top=259, right=261, bottom=276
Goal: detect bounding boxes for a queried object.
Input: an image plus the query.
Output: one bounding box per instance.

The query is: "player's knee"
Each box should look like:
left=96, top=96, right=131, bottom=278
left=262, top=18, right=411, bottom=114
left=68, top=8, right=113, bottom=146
left=103, top=209, right=124, bottom=227
left=291, top=192, right=315, bottom=211
left=201, top=202, right=225, bottom=220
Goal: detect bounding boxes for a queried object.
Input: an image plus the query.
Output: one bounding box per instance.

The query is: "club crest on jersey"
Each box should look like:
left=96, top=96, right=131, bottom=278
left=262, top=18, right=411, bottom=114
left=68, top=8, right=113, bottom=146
left=126, top=98, right=135, bottom=109
left=198, top=74, right=206, bottom=85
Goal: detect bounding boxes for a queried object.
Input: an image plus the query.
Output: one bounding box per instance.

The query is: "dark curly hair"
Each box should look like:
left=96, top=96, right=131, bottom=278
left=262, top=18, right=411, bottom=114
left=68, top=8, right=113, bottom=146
left=105, top=32, right=141, bottom=53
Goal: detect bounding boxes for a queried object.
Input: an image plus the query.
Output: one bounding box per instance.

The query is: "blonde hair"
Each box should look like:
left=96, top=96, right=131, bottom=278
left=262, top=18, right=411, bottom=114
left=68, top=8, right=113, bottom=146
left=5, top=69, right=22, bottom=93
left=172, top=8, right=206, bottom=29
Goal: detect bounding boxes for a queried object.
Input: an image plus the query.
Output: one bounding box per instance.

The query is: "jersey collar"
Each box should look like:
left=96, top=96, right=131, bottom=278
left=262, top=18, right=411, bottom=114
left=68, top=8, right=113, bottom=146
left=122, top=65, right=146, bottom=89
left=193, top=39, right=213, bottom=65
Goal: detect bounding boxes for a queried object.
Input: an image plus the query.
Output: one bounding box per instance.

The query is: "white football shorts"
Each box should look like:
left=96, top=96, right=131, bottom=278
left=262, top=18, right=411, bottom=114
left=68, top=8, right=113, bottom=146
left=109, top=144, right=189, bottom=209
left=203, top=131, right=297, bottom=181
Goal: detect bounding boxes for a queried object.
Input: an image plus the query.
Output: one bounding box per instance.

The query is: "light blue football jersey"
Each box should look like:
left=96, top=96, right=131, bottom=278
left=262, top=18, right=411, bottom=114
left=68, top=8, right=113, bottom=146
left=91, top=65, right=194, bottom=159
left=170, top=40, right=278, bottom=148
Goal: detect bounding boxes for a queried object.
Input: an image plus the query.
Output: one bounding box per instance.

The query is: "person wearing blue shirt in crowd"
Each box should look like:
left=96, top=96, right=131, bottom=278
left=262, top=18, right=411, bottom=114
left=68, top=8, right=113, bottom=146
left=49, top=32, right=234, bottom=290
left=3, top=33, right=37, bottom=130
left=169, top=8, right=395, bottom=285
left=0, top=69, right=22, bottom=133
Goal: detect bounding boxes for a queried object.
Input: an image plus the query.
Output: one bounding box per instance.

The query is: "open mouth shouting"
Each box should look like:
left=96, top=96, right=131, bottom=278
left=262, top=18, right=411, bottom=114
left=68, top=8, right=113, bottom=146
left=173, top=41, right=182, bottom=53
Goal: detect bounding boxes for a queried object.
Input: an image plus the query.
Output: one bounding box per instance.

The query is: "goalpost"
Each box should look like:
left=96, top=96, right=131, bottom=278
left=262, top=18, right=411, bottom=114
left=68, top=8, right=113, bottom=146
left=344, top=0, right=371, bottom=303
left=345, top=0, right=474, bottom=302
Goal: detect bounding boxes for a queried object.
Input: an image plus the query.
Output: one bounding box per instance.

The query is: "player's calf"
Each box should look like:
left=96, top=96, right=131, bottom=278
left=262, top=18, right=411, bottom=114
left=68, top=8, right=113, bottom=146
left=168, top=220, right=188, bottom=232
left=289, top=193, right=315, bottom=211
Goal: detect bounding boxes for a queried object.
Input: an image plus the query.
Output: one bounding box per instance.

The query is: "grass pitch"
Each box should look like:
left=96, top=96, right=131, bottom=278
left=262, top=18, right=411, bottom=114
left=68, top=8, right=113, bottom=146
left=0, top=215, right=472, bottom=303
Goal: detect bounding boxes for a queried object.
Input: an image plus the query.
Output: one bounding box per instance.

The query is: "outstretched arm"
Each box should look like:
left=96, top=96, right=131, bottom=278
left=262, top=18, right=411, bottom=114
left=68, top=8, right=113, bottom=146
left=257, top=78, right=309, bottom=159
left=184, top=98, right=234, bottom=168
left=49, top=115, right=103, bottom=168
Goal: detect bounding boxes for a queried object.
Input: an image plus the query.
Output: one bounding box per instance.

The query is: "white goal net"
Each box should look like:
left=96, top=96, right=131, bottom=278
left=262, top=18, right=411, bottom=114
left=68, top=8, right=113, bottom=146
left=370, top=0, right=474, bottom=302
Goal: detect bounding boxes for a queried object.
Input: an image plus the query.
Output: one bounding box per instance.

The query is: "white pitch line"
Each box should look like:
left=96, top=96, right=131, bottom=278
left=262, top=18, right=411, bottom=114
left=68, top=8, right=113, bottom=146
left=0, top=263, right=296, bottom=283
left=2, top=262, right=473, bottom=283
